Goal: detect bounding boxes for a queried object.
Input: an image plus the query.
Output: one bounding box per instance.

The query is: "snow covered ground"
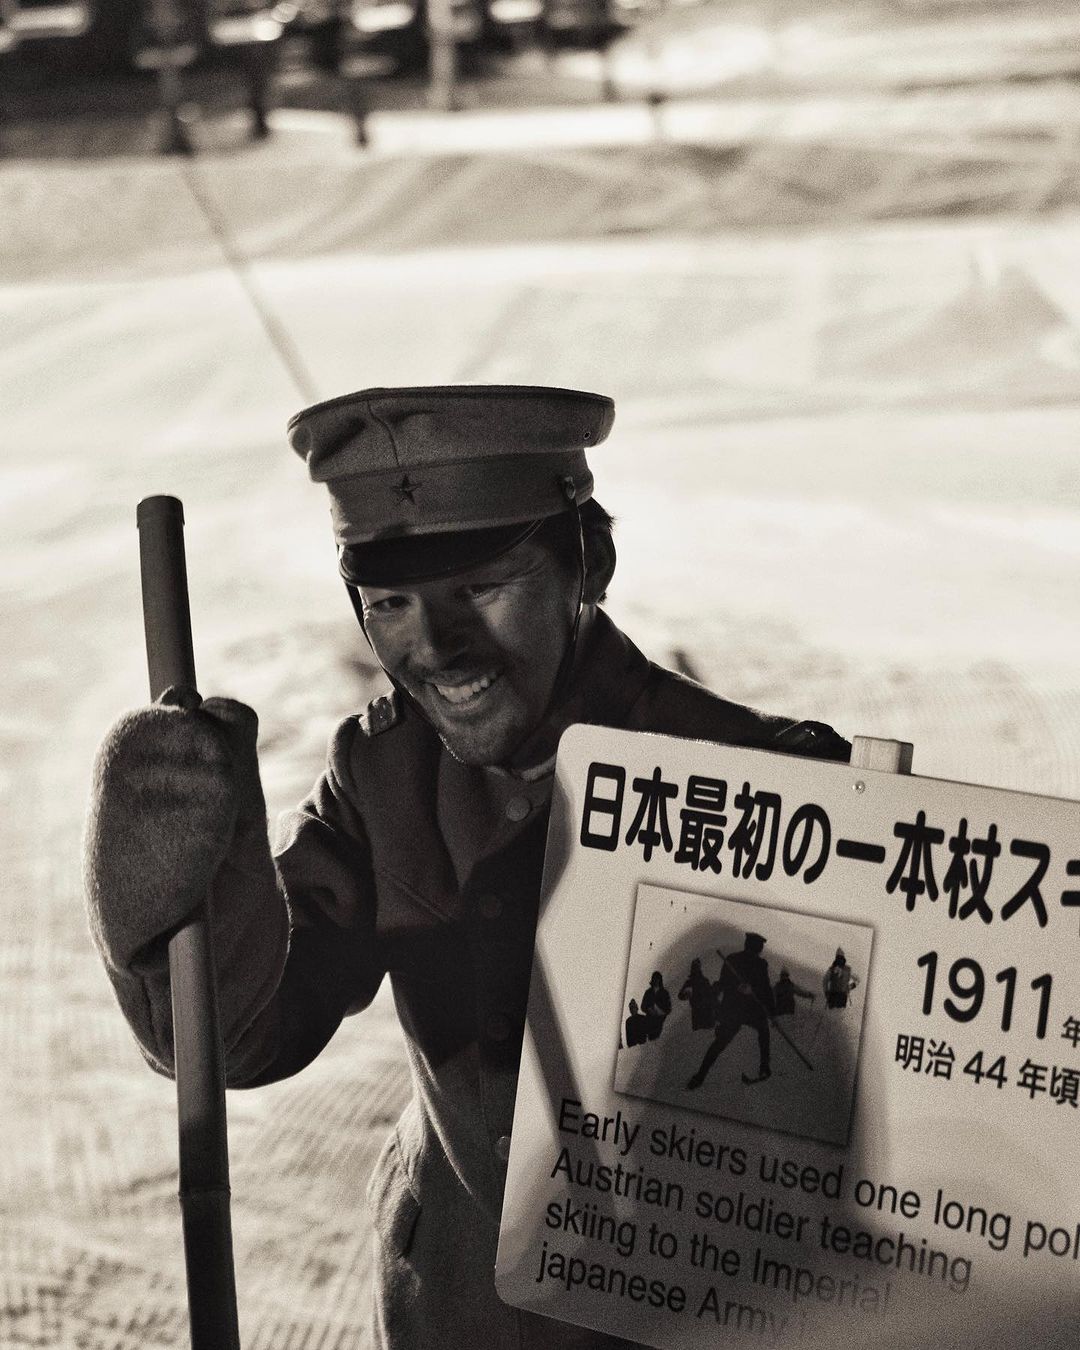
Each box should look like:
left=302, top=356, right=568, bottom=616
left=3, top=10, right=1080, bottom=1342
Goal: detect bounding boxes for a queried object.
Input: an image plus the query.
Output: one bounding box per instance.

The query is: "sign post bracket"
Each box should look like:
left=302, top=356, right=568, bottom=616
left=850, top=736, right=913, bottom=775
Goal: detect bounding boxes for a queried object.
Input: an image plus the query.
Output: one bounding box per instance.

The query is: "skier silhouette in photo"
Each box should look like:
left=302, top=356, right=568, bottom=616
left=774, top=968, right=816, bottom=1017
left=686, top=932, right=776, bottom=1089
left=641, top=971, right=671, bottom=1040
left=624, top=998, right=648, bottom=1047
left=678, top=957, right=715, bottom=1030
left=824, top=948, right=860, bottom=1009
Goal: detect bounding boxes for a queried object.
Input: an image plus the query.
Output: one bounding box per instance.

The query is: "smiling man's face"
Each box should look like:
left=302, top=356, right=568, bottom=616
left=358, top=535, right=579, bottom=768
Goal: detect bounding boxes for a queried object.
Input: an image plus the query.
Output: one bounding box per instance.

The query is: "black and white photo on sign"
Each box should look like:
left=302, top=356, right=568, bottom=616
left=616, top=885, right=873, bottom=1147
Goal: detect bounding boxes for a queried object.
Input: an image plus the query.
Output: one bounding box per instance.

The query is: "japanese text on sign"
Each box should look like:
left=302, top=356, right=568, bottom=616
left=579, top=762, right=1080, bottom=935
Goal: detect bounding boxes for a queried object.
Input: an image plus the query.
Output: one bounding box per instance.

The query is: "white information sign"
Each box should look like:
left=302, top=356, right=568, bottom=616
left=496, top=725, right=1080, bottom=1347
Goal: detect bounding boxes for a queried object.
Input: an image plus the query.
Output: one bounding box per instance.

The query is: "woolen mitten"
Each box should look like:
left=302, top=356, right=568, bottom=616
left=83, top=694, right=289, bottom=1076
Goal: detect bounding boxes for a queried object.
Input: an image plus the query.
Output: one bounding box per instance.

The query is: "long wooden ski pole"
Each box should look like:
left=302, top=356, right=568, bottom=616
left=137, top=495, right=242, bottom=1350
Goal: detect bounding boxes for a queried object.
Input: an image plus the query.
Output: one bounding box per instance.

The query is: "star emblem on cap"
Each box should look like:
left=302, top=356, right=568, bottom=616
left=392, top=473, right=422, bottom=504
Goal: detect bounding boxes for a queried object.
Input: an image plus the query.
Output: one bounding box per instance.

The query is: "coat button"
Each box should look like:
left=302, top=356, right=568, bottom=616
left=486, top=1013, right=512, bottom=1043
left=505, top=795, right=530, bottom=822
left=495, top=1134, right=512, bottom=1162
left=478, top=892, right=503, bottom=919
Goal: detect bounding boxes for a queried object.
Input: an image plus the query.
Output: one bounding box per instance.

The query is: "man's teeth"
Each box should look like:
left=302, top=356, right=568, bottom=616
left=434, top=674, right=497, bottom=705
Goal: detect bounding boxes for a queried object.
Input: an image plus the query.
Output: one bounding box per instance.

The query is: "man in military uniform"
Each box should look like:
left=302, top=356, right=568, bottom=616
left=84, top=385, right=849, bottom=1349
left=686, top=932, right=776, bottom=1089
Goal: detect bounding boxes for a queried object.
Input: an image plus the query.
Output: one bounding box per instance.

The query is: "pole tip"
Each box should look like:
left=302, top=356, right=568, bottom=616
left=137, top=496, right=185, bottom=529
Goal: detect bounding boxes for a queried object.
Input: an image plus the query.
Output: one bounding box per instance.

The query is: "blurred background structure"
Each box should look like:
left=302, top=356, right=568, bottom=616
left=2, top=1, right=1080, bottom=1344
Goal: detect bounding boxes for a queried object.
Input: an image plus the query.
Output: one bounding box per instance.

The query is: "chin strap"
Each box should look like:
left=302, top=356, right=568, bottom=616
left=495, top=481, right=586, bottom=768
left=548, top=478, right=587, bottom=709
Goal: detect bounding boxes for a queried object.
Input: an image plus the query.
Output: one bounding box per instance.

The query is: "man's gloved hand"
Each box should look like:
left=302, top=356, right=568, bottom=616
left=85, top=689, right=248, bottom=972
left=84, top=692, right=288, bottom=1077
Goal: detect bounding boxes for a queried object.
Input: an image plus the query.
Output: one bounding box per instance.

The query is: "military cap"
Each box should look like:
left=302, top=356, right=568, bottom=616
left=288, top=385, right=615, bottom=585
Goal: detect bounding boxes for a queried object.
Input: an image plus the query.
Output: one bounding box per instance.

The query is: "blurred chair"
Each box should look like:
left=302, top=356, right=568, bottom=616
left=207, top=0, right=286, bottom=138
left=132, top=0, right=203, bottom=151
left=0, top=0, right=91, bottom=151
left=338, top=0, right=495, bottom=135
left=133, top=0, right=285, bottom=151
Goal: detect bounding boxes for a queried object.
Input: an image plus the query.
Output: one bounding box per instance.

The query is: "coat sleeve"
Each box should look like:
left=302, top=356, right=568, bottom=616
left=226, top=716, right=387, bottom=1087
left=86, top=698, right=291, bottom=1084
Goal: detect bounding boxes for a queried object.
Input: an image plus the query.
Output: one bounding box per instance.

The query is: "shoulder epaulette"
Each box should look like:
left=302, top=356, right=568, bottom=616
left=357, top=690, right=402, bottom=738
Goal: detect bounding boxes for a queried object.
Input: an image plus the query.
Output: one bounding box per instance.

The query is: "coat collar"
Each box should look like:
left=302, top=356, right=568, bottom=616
left=547, top=606, right=654, bottom=743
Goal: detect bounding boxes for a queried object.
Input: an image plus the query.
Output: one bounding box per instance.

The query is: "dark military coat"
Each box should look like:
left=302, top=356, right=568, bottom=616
left=238, top=611, right=848, bottom=1350
left=715, top=948, right=776, bottom=1027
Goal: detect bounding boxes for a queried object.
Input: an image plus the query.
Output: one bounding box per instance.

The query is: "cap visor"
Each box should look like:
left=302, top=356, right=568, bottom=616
left=339, top=519, right=546, bottom=587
